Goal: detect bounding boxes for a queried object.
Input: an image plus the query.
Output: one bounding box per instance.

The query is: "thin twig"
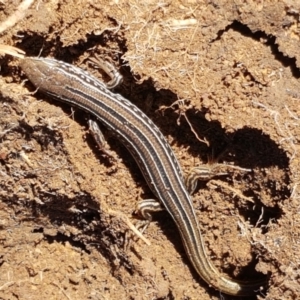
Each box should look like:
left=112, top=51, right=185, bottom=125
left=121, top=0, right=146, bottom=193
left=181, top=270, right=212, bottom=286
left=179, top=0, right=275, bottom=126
left=0, top=0, right=35, bottom=35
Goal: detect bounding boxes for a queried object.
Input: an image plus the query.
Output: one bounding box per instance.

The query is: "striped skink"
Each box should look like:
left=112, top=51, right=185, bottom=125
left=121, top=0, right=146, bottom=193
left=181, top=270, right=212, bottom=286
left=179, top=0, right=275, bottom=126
left=19, top=56, right=265, bottom=296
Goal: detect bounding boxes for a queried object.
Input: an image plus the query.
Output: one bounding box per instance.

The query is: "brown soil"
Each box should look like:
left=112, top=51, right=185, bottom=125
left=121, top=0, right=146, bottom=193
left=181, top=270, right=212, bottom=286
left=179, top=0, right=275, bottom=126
left=0, top=1, right=299, bottom=299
